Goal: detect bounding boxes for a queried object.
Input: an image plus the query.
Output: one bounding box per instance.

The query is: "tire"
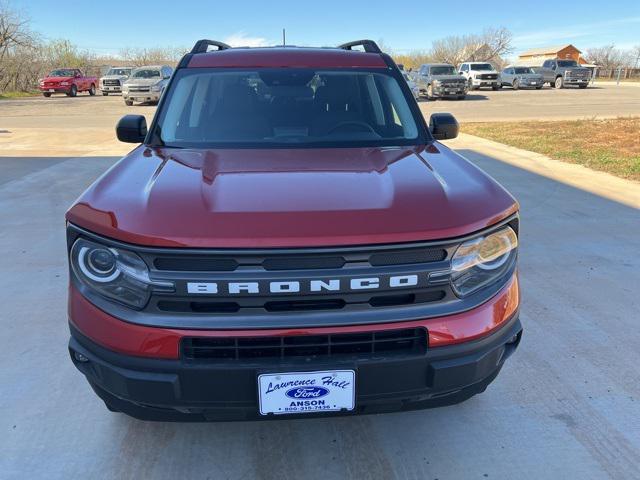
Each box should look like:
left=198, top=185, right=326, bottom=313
left=89, top=84, right=96, bottom=96
left=43, top=92, right=51, bottom=98
left=102, top=91, right=108, bottom=96
left=536, top=86, right=543, bottom=90
left=554, top=76, right=564, bottom=89
left=67, top=85, right=77, bottom=97
left=426, top=84, right=434, bottom=100
left=512, top=79, right=519, bottom=90
left=125, top=99, right=133, bottom=106
left=579, top=84, right=588, bottom=89
left=492, top=84, right=499, bottom=91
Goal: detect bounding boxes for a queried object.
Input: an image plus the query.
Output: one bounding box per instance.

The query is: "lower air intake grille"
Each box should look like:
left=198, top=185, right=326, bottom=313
left=182, top=328, right=427, bottom=360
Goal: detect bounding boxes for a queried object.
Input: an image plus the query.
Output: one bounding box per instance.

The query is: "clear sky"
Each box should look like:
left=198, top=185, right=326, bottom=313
left=13, top=0, right=640, bottom=56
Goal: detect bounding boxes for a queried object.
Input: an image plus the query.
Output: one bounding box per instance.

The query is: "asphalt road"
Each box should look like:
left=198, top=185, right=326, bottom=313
left=1, top=90, right=640, bottom=479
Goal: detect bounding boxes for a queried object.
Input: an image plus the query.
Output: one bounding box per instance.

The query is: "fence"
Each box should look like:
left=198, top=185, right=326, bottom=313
left=593, top=68, right=640, bottom=81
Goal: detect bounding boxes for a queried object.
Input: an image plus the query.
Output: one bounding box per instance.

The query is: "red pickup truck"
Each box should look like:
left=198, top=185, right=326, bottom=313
left=66, top=39, right=521, bottom=421
left=39, top=68, right=97, bottom=97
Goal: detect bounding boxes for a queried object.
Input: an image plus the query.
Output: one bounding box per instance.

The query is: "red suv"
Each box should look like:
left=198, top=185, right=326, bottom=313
left=67, top=39, right=521, bottom=421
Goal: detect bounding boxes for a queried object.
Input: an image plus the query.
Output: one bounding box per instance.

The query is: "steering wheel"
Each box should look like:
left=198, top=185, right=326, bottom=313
left=327, top=121, right=376, bottom=134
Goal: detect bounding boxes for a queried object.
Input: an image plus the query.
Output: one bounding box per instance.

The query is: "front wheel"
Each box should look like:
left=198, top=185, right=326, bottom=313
left=536, top=86, right=543, bottom=90
left=579, top=84, right=588, bottom=89
left=512, top=79, right=519, bottom=90
left=102, top=91, right=108, bottom=96
left=42, top=92, right=51, bottom=98
left=88, top=84, right=96, bottom=96
left=468, top=78, right=476, bottom=91
left=125, top=99, right=133, bottom=106
left=492, top=84, right=499, bottom=91
left=67, top=85, right=77, bottom=97
left=554, top=76, right=564, bottom=89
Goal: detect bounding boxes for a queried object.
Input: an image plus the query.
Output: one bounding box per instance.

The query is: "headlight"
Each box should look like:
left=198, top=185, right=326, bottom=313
left=151, top=84, right=162, bottom=92
left=432, top=79, right=441, bottom=86
left=70, top=238, right=173, bottom=309
left=451, top=226, right=518, bottom=297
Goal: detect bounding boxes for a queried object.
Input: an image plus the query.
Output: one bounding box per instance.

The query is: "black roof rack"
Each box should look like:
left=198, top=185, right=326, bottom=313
left=190, top=39, right=232, bottom=54
left=337, top=40, right=382, bottom=54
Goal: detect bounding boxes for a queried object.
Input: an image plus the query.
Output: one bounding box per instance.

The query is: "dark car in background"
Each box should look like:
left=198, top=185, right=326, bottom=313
left=533, top=59, right=591, bottom=89
left=416, top=63, right=467, bottom=100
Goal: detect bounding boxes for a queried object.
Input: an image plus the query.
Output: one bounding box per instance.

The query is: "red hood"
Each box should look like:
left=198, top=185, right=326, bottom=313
left=67, top=144, right=518, bottom=248
left=43, top=76, right=73, bottom=82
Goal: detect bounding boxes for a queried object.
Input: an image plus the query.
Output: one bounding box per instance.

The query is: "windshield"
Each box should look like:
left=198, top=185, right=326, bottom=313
left=107, top=68, right=132, bottom=76
left=514, top=67, right=534, bottom=74
left=558, top=60, right=578, bottom=67
left=431, top=66, right=456, bottom=75
left=49, top=69, right=75, bottom=77
left=153, top=68, right=423, bottom=148
left=131, top=69, right=161, bottom=79
left=471, top=64, right=493, bottom=71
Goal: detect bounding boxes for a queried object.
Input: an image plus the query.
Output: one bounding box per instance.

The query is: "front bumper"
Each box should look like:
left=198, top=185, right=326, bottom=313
left=123, top=91, right=161, bottom=102
left=432, top=84, right=467, bottom=97
left=39, top=86, right=70, bottom=93
left=69, top=309, right=522, bottom=421
left=471, top=78, right=499, bottom=87
left=564, top=78, right=590, bottom=86
left=101, top=85, right=122, bottom=93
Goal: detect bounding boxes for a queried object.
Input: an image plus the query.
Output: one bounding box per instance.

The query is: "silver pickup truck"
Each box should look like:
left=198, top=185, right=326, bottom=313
left=533, top=59, right=591, bottom=89
left=100, top=67, right=133, bottom=95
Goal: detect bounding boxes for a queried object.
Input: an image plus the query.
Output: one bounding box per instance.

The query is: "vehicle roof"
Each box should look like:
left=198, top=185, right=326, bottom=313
left=421, top=63, right=455, bottom=67
left=465, top=61, right=494, bottom=65
left=187, top=47, right=388, bottom=69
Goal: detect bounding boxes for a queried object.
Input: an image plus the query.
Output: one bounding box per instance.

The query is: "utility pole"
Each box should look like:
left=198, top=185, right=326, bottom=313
left=282, top=29, right=286, bottom=47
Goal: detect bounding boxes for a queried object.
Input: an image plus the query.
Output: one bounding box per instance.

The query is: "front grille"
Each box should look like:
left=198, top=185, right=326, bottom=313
left=479, top=74, right=498, bottom=80
left=128, top=86, right=150, bottom=92
left=157, top=289, right=446, bottom=313
left=103, top=79, right=120, bottom=86
left=182, top=327, right=427, bottom=360
left=153, top=247, right=446, bottom=272
left=143, top=242, right=453, bottom=315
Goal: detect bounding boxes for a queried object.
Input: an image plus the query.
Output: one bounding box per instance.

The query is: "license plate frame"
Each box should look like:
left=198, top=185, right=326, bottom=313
left=258, top=370, right=355, bottom=416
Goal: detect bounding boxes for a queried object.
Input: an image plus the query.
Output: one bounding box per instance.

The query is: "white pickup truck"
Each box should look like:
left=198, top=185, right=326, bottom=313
left=458, top=62, right=500, bottom=91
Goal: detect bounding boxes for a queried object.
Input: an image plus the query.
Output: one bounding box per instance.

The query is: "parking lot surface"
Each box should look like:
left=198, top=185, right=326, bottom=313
left=420, top=82, right=640, bottom=122
left=1, top=90, right=640, bottom=479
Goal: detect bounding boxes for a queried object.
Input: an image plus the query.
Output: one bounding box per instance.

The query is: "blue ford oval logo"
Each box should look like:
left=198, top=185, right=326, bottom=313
left=285, top=386, right=330, bottom=399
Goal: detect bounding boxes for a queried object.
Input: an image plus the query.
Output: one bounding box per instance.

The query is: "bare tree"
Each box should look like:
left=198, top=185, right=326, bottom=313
left=631, top=45, right=640, bottom=69
left=431, top=35, right=468, bottom=66
left=0, top=1, right=35, bottom=61
left=586, top=45, right=627, bottom=69
left=118, top=46, right=187, bottom=67
left=430, top=27, right=513, bottom=67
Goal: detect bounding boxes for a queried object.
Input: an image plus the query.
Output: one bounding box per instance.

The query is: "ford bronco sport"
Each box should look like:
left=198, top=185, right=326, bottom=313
left=67, top=39, right=522, bottom=421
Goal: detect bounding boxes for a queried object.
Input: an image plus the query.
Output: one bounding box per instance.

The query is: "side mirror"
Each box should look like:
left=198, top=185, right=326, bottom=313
left=116, top=115, right=147, bottom=143
left=429, top=113, right=459, bottom=140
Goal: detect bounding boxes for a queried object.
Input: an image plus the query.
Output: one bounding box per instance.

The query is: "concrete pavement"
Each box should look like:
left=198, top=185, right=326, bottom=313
left=1, top=132, right=639, bottom=479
